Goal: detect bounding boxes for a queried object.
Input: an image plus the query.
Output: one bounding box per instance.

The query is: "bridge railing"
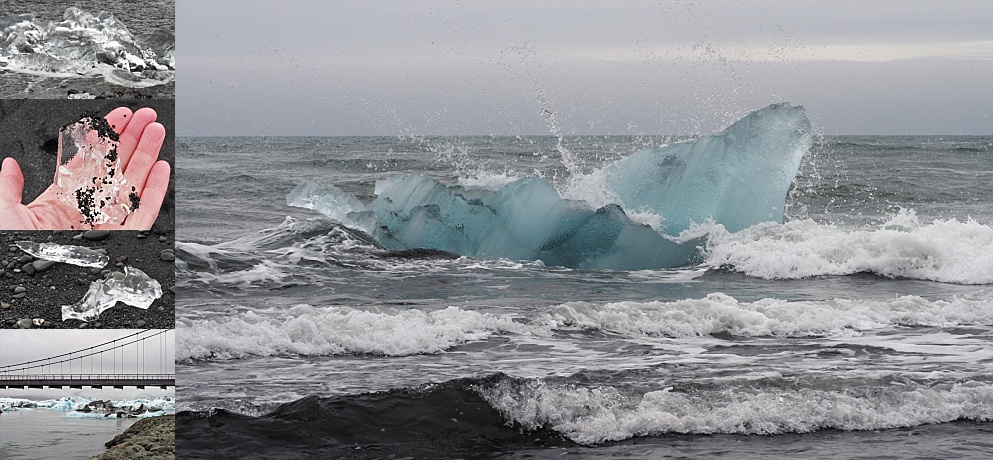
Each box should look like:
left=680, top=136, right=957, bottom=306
left=0, top=374, right=174, bottom=381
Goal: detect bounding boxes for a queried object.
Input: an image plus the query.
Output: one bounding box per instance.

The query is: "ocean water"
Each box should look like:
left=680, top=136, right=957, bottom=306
left=0, top=405, right=140, bottom=459
left=174, top=134, right=993, bottom=458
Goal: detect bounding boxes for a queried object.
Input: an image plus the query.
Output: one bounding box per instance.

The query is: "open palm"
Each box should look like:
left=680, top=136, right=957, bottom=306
left=0, top=107, right=171, bottom=230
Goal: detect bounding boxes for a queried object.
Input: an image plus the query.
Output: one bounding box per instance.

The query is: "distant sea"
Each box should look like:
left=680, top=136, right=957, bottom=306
left=174, top=134, right=992, bottom=458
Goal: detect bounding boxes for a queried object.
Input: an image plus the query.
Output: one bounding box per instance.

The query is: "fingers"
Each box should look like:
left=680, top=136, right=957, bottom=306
left=123, top=122, right=166, bottom=193
left=122, top=160, right=170, bottom=230
left=0, top=157, right=25, bottom=205
left=115, top=107, right=158, bottom=171
left=104, top=107, right=134, bottom=135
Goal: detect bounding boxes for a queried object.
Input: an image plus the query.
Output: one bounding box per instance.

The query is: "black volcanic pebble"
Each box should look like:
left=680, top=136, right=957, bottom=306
left=83, top=230, right=111, bottom=241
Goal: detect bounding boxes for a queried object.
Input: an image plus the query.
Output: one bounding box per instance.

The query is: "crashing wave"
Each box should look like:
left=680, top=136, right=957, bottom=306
left=175, top=291, right=993, bottom=361
left=0, top=7, right=174, bottom=86
left=703, top=209, right=993, bottom=284
left=288, top=103, right=813, bottom=269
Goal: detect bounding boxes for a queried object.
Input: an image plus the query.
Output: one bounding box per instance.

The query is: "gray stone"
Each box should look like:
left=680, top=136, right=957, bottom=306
left=16, top=318, right=32, bottom=328
left=83, top=230, right=111, bottom=241
left=20, top=263, right=35, bottom=275
left=14, top=286, right=26, bottom=294
left=33, top=259, right=57, bottom=272
left=18, top=255, right=32, bottom=264
left=159, top=251, right=175, bottom=262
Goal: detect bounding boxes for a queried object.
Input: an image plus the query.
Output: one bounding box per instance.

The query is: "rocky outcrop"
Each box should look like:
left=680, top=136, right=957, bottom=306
left=89, top=415, right=175, bottom=460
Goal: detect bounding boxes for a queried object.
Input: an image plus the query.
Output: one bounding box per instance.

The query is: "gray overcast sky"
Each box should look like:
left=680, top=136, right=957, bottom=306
left=0, top=330, right=175, bottom=374
left=177, top=0, right=993, bottom=136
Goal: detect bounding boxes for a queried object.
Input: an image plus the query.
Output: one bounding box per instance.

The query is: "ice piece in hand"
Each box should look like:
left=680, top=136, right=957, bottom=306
left=54, top=113, right=139, bottom=226
left=61, top=267, right=163, bottom=322
left=15, top=241, right=109, bottom=268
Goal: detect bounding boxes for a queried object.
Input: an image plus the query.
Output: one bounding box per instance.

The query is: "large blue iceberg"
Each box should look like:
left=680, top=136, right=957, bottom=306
left=288, top=103, right=813, bottom=269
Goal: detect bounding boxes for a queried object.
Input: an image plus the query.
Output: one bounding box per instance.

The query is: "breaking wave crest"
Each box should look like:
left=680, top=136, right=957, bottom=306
left=704, top=209, right=993, bottom=284
left=478, top=374, right=993, bottom=444
left=176, top=304, right=535, bottom=360
left=550, top=290, right=993, bottom=338
left=177, top=373, right=993, bottom=452
left=176, top=291, right=993, bottom=361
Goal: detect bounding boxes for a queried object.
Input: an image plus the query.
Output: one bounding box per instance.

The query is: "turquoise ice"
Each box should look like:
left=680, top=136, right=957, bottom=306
left=288, top=103, right=813, bottom=269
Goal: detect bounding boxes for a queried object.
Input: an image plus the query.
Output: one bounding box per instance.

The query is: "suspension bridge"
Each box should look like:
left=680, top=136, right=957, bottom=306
left=0, top=329, right=175, bottom=389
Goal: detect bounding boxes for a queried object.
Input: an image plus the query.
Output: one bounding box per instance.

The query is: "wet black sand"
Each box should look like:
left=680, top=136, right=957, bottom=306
left=0, top=230, right=175, bottom=329
left=0, top=99, right=175, bottom=230
left=0, top=74, right=175, bottom=100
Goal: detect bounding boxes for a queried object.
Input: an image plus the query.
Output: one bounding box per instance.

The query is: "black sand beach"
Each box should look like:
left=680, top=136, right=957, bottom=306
left=0, top=230, right=175, bottom=329
left=0, top=99, right=175, bottom=230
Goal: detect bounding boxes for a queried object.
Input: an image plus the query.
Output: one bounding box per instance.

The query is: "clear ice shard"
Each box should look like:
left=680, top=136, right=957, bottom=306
left=15, top=241, right=109, bottom=268
left=61, top=267, right=163, bottom=322
left=288, top=103, right=813, bottom=269
left=54, top=114, right=137, bottom=226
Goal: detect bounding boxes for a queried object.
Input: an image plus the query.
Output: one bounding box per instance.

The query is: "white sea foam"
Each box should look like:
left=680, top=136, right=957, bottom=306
left=176, top=304, right=539, bottom=360
left=547, top=291, right=993, bottom=338
left=177, top=291, right=992, bottom=361
left=478, top=377, right=993, bottom=444
left=703, top=209, right=993, bottom=284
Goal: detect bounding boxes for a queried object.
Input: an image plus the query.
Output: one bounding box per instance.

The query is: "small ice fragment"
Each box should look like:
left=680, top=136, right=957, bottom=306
left=54, top=113, right=136, bottom=226
left=61, top=267, right=163, bottom=322
left=15, top=241, right=109, bottom=268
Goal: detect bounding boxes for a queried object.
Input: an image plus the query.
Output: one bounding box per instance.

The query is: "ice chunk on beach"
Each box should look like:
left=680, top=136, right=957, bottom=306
left=15, top=241, right=109, bottom=268
left=61, top=267, right=162, bottom=322
left=54, top=114, right=138, bottom=226
left=288, top=103, right=813, bottom=269
left=598, top=102, right=812, bottom=233
left=286, top=181, right=378, bottom=235
left=0, top=7, right=175, bottom=79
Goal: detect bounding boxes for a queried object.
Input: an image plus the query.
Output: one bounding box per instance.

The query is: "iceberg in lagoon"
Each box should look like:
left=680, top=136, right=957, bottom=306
left=288, top=103, right=813, bottom=269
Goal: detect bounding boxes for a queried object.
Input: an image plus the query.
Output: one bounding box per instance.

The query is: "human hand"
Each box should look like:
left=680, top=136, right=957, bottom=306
left=0, top=107, right=171, bottom=230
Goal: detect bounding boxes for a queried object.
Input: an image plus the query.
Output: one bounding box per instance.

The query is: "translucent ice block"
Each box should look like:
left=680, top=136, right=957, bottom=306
left=61, top=267, right=163, bottom=322
left=15, top=241, right=109, bottom=268
left=54, top=114, right=138, bottom=226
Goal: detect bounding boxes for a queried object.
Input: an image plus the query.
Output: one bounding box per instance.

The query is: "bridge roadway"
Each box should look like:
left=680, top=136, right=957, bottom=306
left=0, top=373, right=175, bottom=389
